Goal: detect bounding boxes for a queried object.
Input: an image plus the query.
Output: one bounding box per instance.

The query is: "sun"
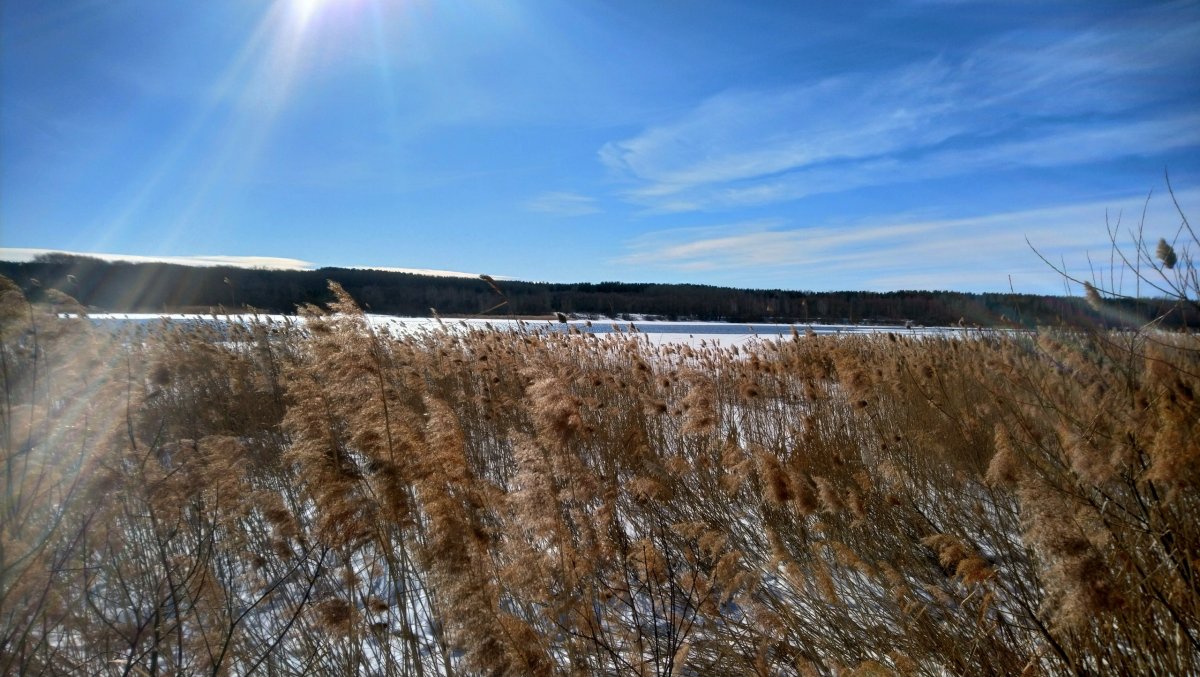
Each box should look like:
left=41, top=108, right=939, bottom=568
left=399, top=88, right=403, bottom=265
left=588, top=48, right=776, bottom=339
left=289, top=0, right=369, bottom=33
left=291, top=0, right=339, bottom=27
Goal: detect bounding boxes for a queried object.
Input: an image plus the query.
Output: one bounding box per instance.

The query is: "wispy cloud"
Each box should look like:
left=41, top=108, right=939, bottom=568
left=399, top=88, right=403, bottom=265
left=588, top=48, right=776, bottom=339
left=601, top=8, right=1200, bottom=213
left=600, top=63, right=967, bottom=203
left=524, top=191, right=601, bottom=216
left=0, top=248, right=314, bottom=270
left=614, top=189, right=1199, bottom=292
left=661, top=115, right=1200, bottom=213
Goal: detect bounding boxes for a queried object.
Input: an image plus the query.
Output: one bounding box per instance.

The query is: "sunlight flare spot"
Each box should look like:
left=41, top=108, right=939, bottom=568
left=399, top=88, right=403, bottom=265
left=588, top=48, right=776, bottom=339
left=292, top=0, right=329, bottom=28
left=291, top=0, right=363, bottom=30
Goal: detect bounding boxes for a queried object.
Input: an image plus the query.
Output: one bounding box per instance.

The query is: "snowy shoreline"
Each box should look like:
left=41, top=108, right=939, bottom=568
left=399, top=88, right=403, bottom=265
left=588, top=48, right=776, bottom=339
left=73, top=312, right=980, bottom=348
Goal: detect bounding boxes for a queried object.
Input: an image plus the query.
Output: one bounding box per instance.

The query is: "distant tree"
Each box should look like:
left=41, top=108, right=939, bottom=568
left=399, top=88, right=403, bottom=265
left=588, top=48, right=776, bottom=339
left=31, top=252, right=103, bottom=265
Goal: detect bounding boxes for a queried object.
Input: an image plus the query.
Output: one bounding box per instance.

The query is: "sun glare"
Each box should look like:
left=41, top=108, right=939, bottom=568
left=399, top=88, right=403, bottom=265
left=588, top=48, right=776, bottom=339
left=292, top=0, right=341, bottom=28
left=292, top=0, right=322, bottom=26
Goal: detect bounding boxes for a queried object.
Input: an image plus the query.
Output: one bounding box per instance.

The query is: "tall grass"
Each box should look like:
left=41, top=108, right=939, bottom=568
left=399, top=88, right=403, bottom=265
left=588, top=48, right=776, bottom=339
left=1, top=276, right=1197, bottom=675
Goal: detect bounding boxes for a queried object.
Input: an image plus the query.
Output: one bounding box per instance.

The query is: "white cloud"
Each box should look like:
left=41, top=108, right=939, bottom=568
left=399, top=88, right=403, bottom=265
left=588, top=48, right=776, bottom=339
left=0, top=248, right=314, bottom=270
left=614, top=189, right=1200, bottom=292
left=638, top=114, right=1200, bottom=213
left=524, top=191, right=601, bottom=216
left=601, top=62, right=966, bottom=198
left=601, top=10, right=1200, bottom=213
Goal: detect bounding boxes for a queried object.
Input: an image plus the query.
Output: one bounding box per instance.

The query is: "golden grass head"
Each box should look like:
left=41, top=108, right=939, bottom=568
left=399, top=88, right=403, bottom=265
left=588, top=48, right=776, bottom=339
left=1083, top=281, right=1102, bottom=310
left=1156, top=237, right=1178, bottom=269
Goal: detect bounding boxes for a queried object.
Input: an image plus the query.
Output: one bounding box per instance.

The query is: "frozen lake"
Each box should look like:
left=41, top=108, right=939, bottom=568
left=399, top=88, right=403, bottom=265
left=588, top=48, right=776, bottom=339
left=79, top=313, right=967, bottom=348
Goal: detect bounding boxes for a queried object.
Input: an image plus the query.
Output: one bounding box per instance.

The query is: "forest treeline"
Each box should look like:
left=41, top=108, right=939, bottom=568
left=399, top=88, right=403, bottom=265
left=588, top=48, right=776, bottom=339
left=2, top=277, right=1197, bottom=675
left=3, top=253, right=1193, bottom=328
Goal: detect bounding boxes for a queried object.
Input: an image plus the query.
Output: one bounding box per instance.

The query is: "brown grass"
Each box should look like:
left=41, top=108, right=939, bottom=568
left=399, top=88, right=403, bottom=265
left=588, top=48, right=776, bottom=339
left=2, top=277, right=1197, bottom=675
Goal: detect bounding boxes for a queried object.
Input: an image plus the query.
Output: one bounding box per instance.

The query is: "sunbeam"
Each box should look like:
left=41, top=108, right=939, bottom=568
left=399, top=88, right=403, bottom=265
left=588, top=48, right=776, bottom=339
left=96, top=0, right=369, bottom=258
left=91, top=7, right=282, bottom=254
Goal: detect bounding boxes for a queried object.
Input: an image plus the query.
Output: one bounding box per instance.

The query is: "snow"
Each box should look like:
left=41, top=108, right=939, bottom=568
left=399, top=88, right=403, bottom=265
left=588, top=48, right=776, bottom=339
left=76, top=313, right=968, bottom=348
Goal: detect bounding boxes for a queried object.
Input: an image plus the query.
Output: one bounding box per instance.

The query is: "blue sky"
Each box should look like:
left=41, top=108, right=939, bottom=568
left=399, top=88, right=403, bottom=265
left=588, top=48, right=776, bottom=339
left=2, top=0, right=1198, bottom=292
